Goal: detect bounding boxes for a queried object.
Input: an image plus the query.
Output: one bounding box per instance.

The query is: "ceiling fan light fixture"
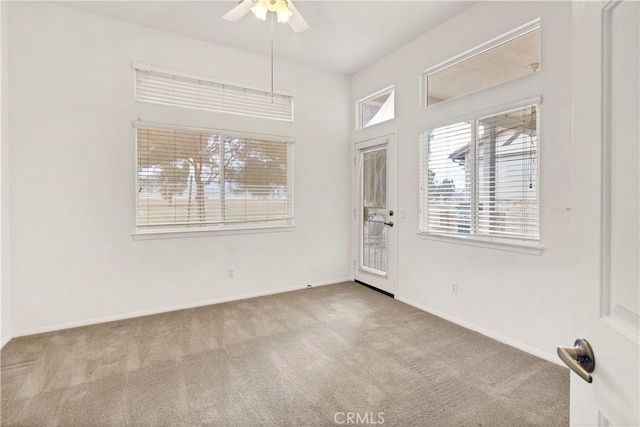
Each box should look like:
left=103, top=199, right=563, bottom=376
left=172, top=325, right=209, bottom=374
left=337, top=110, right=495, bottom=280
left=250, top=2, right=268, bottom=21
left=224, top=0, right=308, bottom=32
left=251, top=0, right=292, bottom=23
left=276, top=6, right=293, bottom=23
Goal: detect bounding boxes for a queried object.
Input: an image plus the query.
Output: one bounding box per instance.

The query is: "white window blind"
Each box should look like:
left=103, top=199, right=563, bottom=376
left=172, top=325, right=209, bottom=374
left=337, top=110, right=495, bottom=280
left=420, top=104, right=539, bottom=241
left=135, top=67, right=293, bottom=122
left=136, top=125, right=293, bottom=232
left=420, top=121, right=473, bottom=235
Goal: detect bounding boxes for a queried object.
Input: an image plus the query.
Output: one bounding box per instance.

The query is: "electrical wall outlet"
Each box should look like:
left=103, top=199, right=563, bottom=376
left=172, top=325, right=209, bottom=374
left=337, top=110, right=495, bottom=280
left=450, top=281, right=458, bottom=295
left=228, top=267, right=235, bottom=278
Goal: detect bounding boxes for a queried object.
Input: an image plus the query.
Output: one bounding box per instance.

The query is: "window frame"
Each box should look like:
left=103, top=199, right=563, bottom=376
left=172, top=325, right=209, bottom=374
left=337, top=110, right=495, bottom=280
left=132, top=120, right=295, bottom=240
left=417, top=96, right=543, bottom=254
left=420, top=19, right=541, bottom=108
left=356, top=85, right=395, bottom=130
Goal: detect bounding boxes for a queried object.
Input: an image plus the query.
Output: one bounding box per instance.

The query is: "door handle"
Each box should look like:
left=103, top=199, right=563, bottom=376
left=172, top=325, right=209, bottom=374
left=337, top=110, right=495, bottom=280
left=557, top=338, right=595, bottom=383
left=367, top=220, right=393, bottom=227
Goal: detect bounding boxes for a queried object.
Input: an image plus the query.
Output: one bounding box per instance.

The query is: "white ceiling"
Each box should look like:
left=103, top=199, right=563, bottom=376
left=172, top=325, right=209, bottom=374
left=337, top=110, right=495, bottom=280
left=60, top=1, right=475, bottom=75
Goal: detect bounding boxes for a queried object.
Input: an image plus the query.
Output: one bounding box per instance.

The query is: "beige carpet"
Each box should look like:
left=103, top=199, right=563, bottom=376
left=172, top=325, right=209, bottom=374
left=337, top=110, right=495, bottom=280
left=1, top=282, right=568, bottom=426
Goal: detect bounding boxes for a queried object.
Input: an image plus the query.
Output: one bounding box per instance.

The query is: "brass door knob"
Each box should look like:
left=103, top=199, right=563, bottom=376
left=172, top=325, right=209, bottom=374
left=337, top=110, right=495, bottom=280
left=557, top=338, right=595, bottom=383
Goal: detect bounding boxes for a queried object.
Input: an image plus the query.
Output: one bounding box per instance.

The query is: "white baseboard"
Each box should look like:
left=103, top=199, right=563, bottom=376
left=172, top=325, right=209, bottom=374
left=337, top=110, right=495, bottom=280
left=11, top=277, right=352, bottom=339
left=1, top=334, right=10, bottom=349
left=395, top=296, right=562, bottom=366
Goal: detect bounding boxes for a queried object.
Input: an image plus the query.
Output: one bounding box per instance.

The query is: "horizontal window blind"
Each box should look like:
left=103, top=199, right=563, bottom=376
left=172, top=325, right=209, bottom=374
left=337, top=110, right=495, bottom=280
left=421, top=122, right=472, bottom=235
left=476, top=105, right=538, bottom=239
left=137, top=126, right=293, bottom=232
left=419, top=103, right=539, bottom=241
left=135, top=68, right=293, bottom=122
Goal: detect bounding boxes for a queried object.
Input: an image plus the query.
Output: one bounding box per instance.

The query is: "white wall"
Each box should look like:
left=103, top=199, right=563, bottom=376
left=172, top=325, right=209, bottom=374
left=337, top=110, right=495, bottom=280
left=351, top=1, right=573, bottom=361
left=7, top=2, right=351, bottom=335
left=6, top=1, right=576, bottom=362
left=1, top=0, right=10, bottom=348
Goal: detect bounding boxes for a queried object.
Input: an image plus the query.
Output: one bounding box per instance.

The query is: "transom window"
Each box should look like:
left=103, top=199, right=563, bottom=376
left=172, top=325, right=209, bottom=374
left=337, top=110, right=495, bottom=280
left=423, top=20, right=541, bottom=106
left=357, top=86, right=395, bottom=129
left=419, top=103, right=539, bottom=241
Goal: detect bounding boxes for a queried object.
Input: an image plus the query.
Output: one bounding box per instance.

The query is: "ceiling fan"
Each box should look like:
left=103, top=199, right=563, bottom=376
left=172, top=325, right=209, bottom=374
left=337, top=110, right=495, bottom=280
left=223, top=0, right=309, bottom=33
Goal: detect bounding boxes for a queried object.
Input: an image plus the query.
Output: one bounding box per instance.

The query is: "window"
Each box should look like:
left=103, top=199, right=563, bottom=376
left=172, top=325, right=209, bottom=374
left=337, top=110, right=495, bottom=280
left=423, top=21, right=540, bottom=106
left=419, top=103, right=539, bottom=241
left=357, top=86, right=395, bottom=129
left=136, top=125, right=293, bottom=233
left=134, top=65, right=293, bottom=122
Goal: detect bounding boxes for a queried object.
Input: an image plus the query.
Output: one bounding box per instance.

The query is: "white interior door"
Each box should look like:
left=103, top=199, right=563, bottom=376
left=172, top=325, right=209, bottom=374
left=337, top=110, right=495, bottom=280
left=569, top=1, right=639, bottom=425
left=354, top=135, right=397, bottom=295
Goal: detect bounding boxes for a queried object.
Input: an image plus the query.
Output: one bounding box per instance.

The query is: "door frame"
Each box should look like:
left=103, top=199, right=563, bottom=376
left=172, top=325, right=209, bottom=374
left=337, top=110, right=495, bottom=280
left=352, top=131, right=399, bottom=295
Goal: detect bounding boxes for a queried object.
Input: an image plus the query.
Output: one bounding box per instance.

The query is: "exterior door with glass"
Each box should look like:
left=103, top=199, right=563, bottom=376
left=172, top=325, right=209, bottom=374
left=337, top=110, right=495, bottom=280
left=354, top=135, right=397, bottom=295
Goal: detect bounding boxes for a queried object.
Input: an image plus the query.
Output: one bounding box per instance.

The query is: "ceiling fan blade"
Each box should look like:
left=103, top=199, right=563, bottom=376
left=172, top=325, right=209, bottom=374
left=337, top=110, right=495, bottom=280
left=223, top=0, right=254, bottom=22
left=287, top=0, right=309, bottom=33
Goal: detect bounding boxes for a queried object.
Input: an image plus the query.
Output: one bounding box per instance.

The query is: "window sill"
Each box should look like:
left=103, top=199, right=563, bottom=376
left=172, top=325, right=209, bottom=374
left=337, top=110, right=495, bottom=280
left=133, top=224, right=295, bottom=240
left=416, top=231, right=543, bottom=255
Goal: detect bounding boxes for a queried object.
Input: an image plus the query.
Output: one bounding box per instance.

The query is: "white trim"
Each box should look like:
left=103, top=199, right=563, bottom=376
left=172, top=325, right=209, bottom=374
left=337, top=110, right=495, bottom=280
left=133, top=224, right=295, bottom=240
left=417, top=231, right=543, bottom=255
left=600, top=0, right=614, bottom=321
left=395, top=296, right=562, bottom=366
left=133, top=120, right=295, bottom=143
left=599, top=1, right=640, bottom=341
left=417, top=95, right=542, bottom=134
left=1, top=334, right=10, bottom=349
left=359, top=266, right=387, bottom=277
left=421, top=18, right=541, bottom=108
left=12, top=278, right=352, bottom=338
left=355, top=138, right=389, bottom=152
left=131, top=61, right=294, bottom=98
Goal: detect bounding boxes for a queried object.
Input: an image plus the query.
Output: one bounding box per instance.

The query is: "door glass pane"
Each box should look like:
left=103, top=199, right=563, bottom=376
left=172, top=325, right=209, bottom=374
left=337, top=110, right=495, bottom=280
left=362, top=148, right=387, bottom=273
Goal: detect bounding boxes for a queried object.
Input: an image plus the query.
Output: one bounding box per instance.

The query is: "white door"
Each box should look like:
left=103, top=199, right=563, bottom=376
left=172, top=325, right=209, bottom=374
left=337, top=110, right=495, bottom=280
left=354, top=135, right=397, bottom=295
left=568, top=1, right=639, bottom=425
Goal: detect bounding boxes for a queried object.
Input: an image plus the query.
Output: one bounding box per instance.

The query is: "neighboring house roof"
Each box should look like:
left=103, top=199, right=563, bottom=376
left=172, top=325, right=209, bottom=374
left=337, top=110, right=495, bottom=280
left=447, top=107, right=537, bottom=162
left=449, top=128, right=533, bottom=164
